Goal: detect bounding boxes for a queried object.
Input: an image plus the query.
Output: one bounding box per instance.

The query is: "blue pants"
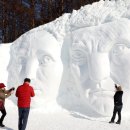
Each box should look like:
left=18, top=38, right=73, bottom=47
left=18, top=108, right=30, bottom=130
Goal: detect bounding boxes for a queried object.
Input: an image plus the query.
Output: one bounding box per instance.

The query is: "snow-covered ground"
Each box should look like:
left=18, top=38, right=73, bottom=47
left=3, top=102, right=130, bottom=130
left=1, top=0, right=130, bottom=130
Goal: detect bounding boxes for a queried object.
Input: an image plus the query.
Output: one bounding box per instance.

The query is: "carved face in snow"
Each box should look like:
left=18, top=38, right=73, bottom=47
left=8, top=31, right=63, bottom=107
left=69, top=19, right=130, bottom=115
left=7, top=18, right=130, bottom=115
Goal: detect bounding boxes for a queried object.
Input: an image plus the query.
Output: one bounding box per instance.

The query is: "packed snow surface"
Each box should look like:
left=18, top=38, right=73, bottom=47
left=0, top=0, right=130, bottom=129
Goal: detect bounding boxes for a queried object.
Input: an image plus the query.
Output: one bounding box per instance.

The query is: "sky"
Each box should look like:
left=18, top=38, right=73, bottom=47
left=0, top=0, right=130, bottom=130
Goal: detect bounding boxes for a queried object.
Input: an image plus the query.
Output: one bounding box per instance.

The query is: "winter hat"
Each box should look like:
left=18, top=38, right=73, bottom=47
left=0, top=83, right=6, bottom=89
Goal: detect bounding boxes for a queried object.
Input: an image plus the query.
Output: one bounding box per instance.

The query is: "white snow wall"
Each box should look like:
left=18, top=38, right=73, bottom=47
left=0, top=0, right=130, bottom=117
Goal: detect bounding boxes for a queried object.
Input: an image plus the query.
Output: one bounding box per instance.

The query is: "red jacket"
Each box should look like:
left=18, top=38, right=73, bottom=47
left=15, top=82, right=35, bottom=108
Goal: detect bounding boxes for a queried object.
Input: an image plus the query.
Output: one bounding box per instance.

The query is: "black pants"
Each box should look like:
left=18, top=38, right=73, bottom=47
left=18, top=108, right=30, bottom=130
left=0, top=107, right=7, bottom=124
left=111, top=105, right=122, bottom=123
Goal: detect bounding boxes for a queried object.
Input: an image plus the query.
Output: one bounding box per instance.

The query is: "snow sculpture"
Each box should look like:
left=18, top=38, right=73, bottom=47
left=70, top=19, right=130, bottom=115
left=8, top=31, right=63, bottom=108
left=6, top=0, right=130, bottom=116
left=58, top=18, right=130, bottom=116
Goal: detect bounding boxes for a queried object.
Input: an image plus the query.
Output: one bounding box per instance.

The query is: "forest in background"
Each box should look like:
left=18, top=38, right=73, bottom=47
left=0, top=0, right=99, bottom=43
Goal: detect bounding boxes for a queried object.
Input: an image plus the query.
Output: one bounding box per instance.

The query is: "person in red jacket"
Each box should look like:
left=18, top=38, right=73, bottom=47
left=16, top=78, right=35, bottom=130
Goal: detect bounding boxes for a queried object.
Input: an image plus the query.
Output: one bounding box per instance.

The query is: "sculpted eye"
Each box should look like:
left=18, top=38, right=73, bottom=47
left=71, top=49, right=87, bottom=65
left=112, top=44, right=129, bottom=55
left=39, top=55, right=54, bottom=65
left=72, top=50, right=85, bottom=59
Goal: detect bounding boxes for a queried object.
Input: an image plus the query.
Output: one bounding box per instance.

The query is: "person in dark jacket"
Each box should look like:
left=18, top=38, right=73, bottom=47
left=109, top=84, right=123, bottom=124
left=0, top=83, right=14, bottom=127
left=15, top=78, right=35, bottom=130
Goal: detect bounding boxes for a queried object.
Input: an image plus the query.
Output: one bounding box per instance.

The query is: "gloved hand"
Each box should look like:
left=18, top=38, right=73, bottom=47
left=9, top=87, right=15, bottom=92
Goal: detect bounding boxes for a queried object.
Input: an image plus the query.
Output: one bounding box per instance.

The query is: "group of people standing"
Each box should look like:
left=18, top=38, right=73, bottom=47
left=0, top=79, right=123, bottom=130
left=0, top=78, right=35, bottom=130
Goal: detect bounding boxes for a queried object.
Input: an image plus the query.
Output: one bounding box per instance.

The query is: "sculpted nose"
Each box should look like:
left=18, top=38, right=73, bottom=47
left=88, top=52, right=110, bottom=82
left=26, top=58, right=39, bottom=79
